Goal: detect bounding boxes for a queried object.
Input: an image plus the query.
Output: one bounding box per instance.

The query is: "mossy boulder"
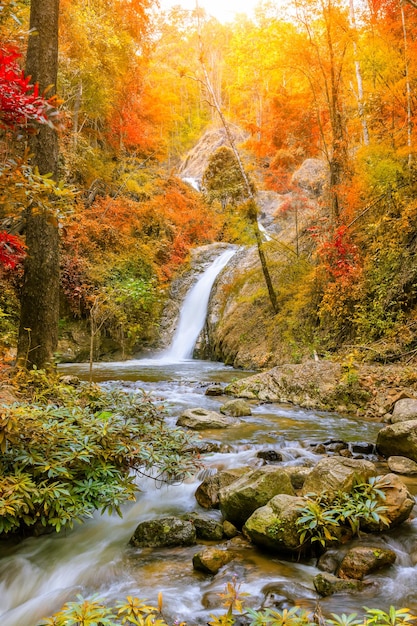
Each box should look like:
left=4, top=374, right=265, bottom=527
left=243, top=494, right=305, bottom=553
left=219, top=466, right=295, bottom=528
left=338, top=545, right=396, bottom=580
left=129, top=517, right=196, bottom=548
left=377, top=420, right=417, bottom=463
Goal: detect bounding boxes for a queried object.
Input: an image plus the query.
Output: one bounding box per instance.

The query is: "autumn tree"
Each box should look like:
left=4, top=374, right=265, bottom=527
left=16, top=0, right=60, bottom=370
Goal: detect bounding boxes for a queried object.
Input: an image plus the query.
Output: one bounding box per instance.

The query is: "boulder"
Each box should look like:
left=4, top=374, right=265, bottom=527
left=301, top=457, right=376, bottom=496
left=388, top=456, right=417, bottom=475
left=219, top=466, right=295, bottom=528
left=391, top=398, right=417, bottom=423
left=243, top=494, right=306, bottom=553
left=314, top=573, right=364, bottom=596
left=177, top=408, right=238, bottom=430
left=186, top=514, right=224, bottom=541
left=361, top=473, right=415, bottom=530
left=195, top=468, right=250, bottom=509
left=192, top=547, right=235, bottom=574
left=129, top=517, right=196, bottom=548
left=338, top=545, right=396, bottom=580
left=220, top=399, right=252, bottom=417
left=376, top=420, right=417, bottom=463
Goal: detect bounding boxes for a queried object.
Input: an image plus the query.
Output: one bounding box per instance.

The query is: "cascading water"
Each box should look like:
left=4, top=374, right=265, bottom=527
left=161, top=247, right=237, bottom=361
left=2, top=247, right=417, bottom=625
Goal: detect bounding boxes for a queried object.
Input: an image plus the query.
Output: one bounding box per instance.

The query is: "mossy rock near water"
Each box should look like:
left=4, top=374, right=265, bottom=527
left=219, top=466, right=295, bottom=528
left=129, top=517, right=196, bottom=548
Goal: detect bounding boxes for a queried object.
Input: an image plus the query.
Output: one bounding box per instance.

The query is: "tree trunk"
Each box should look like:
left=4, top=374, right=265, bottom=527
left=16, top=0, right=60, bottom=370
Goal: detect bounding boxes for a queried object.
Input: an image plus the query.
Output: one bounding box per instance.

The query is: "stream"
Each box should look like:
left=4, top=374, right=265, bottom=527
left=1, top=249, right=417, bottom=625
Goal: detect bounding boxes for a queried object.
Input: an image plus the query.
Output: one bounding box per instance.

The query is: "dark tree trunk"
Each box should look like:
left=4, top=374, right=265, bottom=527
left=16, top=0, right=60, bottom=370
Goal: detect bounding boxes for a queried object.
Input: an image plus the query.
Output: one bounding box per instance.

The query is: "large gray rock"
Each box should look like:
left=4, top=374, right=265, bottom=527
left=301, top=457, right=376, bottom=496
left=391, top=398, right=417, bottom=423
left=129, top=517, right=196, bottom=548
left=388, top=455, right=417, bottom=475
left=376, top=420, right=417, bottom=462
left=338, top=545, right=396, bottom=580
left=243, top=494, right=305, bottom=553
left=177, top=407, right=238, bottom=430
left=195, top=468, right=250, bottom=509
left=219, top=466, right=295, bottom=527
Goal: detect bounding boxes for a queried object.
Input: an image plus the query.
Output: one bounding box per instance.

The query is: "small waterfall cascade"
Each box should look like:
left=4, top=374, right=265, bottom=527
left=162, top=247, right=236, bottom=361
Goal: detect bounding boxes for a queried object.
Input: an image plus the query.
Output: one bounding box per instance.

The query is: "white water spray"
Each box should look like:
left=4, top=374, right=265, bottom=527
left=162, top=247, right=236, bottom=361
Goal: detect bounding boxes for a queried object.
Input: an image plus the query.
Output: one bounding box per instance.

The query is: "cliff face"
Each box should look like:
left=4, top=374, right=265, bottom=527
left=173, top=130, right=329, bottom=368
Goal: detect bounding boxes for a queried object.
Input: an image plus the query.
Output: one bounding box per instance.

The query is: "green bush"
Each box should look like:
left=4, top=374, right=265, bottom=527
left=0, top=380, right=198, bottom=536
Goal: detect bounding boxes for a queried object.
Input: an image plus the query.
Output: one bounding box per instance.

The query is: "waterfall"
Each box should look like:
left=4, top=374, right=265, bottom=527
left=162, top=247, right=236, bottom=361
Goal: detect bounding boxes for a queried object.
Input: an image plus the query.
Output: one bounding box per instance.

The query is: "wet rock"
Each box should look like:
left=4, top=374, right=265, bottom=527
left=220, top=399, right=252, bottom=417
left=324, top=440, right=349, bottom=453
left=317, top=549, right=342, bottom=574
left=350, top=442, right=375, bottom=455
left=390, top=398, right=417, bottom=423
left=301, top=456, right=376, bottom=497
left=314, top=573, right=364, bottom=596
left=243, top=494, right=305, bottom=553
left=177, top=407, right=238, bottom=430
left=260, top=584, right=293, bottom=610
left=219, top=466, right=295, bottom=528
left=129, top=517, right=196, bottom=548
left=256, top=450, right=283, bottom=463
left=195, top=468, right=250, bottom=509
left=223, top=520, right=239, bottom=538
left=338, top=545, right=396, bottom=580
left=186, top=514, right=224, bottom=541
left=339, top=449, right=353, bottom=458
left=192, top=546, right=235, bottom=574
left=377, top=420, right=417, bottom=463
left=388, top=456, right=417, bottom=475
left=205, top=384, right=225, bottom=396
left=186, top=441, right=223, bottom=455
left=312, top=443, right=327, bottom=454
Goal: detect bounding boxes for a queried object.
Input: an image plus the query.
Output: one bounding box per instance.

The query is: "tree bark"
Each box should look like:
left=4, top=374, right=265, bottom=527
left=16, top=0, right=60, bottom=370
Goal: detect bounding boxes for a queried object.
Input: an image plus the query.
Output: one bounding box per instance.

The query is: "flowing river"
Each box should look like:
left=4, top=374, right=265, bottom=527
left=1, top=250, right=417, bottom=625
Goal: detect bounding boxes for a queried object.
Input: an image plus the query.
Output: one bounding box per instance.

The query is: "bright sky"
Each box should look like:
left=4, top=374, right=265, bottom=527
left=158, top=0, right=261, bottom=23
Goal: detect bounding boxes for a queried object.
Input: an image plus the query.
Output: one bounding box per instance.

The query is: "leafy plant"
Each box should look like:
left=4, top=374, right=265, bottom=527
left=0, top=377, right=199, bottom=536
left=296, top=477, right=390, bottom=550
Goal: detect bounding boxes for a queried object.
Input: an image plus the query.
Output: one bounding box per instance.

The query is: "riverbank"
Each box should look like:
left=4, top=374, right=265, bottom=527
left=225, top=359, right=417, bottom=420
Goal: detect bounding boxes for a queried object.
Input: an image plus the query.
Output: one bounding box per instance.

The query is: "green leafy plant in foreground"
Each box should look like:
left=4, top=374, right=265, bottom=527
left=296, top=476, right=391, bottom=550
left=0, top=377, right=199, bottom=536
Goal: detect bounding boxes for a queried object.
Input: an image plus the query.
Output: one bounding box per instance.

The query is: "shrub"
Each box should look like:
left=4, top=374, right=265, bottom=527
left=0, top=379, right=199, bottom=536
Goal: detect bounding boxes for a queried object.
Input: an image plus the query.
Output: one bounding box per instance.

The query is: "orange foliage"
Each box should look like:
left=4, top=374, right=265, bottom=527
left=61, top=176, right=222, bottom=309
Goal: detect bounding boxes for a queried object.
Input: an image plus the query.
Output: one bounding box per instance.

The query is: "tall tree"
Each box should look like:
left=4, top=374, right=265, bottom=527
left=16, top=0, right=60, bottom=369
